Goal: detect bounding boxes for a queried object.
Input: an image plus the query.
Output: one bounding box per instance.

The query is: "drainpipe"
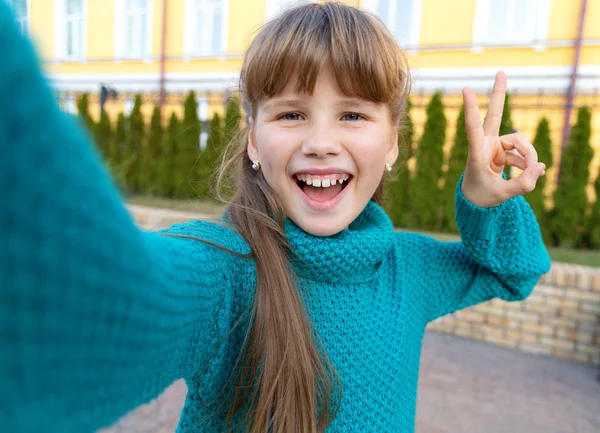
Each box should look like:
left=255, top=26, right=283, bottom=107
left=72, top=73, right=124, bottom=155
left=561, top=0, right=588, bottom=152
left=158, top=0, right=168, bottom=116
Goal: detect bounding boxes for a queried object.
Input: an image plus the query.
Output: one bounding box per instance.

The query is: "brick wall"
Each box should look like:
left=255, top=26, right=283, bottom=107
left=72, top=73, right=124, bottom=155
left=129, top=205, right=600, bottom=366
left=428, top=264, right=600, bottom=365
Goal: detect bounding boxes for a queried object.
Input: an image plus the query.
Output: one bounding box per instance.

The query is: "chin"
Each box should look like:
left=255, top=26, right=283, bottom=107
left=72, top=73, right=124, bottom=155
left=296, top=217, right=350, bottom=237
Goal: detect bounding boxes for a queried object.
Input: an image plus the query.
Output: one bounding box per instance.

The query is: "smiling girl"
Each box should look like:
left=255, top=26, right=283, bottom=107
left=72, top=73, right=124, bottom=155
left=0, top=2, right=551, bottom=433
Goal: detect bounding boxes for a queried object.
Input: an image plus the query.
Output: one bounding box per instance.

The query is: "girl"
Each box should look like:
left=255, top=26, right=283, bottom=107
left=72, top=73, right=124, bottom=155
left=0, top=2, right=551, bottom=433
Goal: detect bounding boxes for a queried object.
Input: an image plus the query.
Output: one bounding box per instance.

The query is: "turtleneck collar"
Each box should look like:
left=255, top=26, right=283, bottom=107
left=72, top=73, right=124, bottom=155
left=284, top=201, right=394, bottom=284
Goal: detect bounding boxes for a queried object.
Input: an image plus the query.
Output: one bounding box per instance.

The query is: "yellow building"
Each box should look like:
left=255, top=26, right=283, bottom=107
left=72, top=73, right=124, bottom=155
left=6, top=0, right=600, bottom=198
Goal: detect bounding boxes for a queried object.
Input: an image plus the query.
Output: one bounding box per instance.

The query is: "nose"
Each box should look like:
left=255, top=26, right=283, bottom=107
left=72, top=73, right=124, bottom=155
left=301, top=122, right=341, bottom=158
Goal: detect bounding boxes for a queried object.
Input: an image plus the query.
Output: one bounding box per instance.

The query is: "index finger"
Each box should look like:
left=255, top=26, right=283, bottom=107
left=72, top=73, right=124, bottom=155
left=483, top=71, right=507, bottom=137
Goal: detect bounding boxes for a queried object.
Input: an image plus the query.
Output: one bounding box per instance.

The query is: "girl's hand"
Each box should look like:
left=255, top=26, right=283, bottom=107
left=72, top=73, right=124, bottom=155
left=460, top=71, right=546, bottom=208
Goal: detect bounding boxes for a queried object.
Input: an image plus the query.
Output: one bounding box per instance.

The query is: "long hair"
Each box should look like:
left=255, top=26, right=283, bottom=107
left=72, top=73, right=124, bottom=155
left=174, top=2, right=411, bottom=432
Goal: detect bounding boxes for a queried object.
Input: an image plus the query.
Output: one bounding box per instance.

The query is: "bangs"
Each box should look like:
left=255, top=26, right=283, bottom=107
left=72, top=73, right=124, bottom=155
left=241, top=2, right=410, bottom=116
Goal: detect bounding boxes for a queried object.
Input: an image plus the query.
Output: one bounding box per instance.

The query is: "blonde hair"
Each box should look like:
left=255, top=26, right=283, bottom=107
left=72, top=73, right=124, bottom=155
left=181, top=2, right=411, bottom=432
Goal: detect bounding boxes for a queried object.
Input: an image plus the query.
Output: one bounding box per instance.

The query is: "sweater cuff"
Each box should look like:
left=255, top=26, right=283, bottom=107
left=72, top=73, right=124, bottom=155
left=454, top=172, right=513, bottom=241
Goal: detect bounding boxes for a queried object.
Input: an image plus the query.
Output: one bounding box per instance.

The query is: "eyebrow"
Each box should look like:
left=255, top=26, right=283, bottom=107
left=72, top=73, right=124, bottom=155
left=263, top=98, right=379, bottom=110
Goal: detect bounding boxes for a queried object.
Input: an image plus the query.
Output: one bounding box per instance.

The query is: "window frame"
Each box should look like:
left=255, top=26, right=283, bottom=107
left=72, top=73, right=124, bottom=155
left=472, top=0, right=552, bottom=53
left=54, top=0, right=87, bottom=62
left=265, top=0, right=315, bottom=20
left=361, top=0, right=423, bottom=51
left=183, top=0, right=229, bottom=59
left=114, top=0, right=154, bottom=61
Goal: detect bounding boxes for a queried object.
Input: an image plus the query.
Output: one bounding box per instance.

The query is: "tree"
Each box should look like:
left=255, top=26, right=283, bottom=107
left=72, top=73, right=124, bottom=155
left=139, top=105, right=163, bottom=194
left=223, top=95, right=242, bottom=146
left=109, top=112, right=129, bottom=190
left=409, top=91, right=447, bottom=231
left=584, top=173, right=600, bottom=249
left=439, top=105, right=469, bottom=233
left=123, top=94, right=145, bottom=193
left=173, top=91, right=201, bottom=198
left=112, top=112, right=126, bottom=166
left=93, top=108, right=112, bottom=162
left=548, top=107, right=593, bottom=246
left=155, top=112, right=179, bottom=197
left=76, top=93, right=95, bottom=136
left=524, top=117, right=553, bottom=243
left=197, top=112, right=224, bottom=200
left=499, top=92, right=514, bottom=179
left=384, top=98, right=414, bottom=227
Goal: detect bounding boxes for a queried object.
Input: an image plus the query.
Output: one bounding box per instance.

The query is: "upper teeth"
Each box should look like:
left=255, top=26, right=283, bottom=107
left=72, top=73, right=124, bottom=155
left=295, top=174, right=350, bottom=188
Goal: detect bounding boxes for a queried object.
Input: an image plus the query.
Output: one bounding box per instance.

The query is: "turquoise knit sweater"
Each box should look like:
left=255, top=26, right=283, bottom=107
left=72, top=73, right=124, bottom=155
left=0, top=4, right=551, bottom=432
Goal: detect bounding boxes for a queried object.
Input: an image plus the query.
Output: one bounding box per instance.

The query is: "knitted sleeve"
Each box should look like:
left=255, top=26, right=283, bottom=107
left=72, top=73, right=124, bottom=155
left=0, top=5, right=233, bottom=432
left=419, top=173, right=552, bottom=322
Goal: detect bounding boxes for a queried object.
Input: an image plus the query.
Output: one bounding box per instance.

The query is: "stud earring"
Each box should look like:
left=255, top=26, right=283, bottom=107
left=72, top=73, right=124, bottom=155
left=252, top=160, right=260, bottom=171
left=385, top=162, right=392, bottom=172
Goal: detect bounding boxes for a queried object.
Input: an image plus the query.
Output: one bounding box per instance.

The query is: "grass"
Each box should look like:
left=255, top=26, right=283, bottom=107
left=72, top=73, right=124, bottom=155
left=127, top=196, right=600, bottom=268
left=127, top=195, right=226, bottom=215
left=400, top=228, right=600, bottom=268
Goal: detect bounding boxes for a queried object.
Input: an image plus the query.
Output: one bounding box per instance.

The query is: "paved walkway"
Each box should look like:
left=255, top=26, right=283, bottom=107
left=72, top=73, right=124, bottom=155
left=99, top=331, right=600, bottom=433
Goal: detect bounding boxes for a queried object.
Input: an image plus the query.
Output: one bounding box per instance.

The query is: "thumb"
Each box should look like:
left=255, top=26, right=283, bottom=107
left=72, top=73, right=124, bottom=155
left=505, top=163, right=545, bottom=197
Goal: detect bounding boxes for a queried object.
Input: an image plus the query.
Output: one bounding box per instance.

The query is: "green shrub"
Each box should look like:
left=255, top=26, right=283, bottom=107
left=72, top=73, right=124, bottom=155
left=410, top=91, right=446, bottom=231
left=548, top=107, right=593, bottom=247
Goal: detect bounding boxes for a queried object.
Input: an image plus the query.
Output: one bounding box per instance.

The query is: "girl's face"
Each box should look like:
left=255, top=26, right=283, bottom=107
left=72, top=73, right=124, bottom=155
left=248, top=64, right=399, bottom=237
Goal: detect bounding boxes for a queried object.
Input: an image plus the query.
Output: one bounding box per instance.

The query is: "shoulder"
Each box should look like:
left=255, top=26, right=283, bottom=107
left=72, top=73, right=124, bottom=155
left=159, top=219, right=252, bottom=256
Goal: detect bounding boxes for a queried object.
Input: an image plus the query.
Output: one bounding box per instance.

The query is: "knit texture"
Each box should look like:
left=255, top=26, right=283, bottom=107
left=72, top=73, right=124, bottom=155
left=0, top=4, right=552, bottom=432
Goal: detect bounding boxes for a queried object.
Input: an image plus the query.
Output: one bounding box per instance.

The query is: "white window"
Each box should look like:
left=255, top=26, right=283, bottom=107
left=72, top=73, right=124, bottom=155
left=7, top=0, right=30, bottom=35
left=63, top=95, right=76, bottom=114
left=472, top=0, right=552, bottom=52
left=54, top=0, right=86, bottom=60
left=265, top=0, right=314, bottom=20
left=196, top=96, right=209, bottom=121
left=362, top=0, right=422, bottom=49
left=115, top=0, right=153, bottom=60
left=199, top=131, right=208, bottom=150
left=184, top=0, right=228, bottom=58
left=124, top=96, right=134, bottom=116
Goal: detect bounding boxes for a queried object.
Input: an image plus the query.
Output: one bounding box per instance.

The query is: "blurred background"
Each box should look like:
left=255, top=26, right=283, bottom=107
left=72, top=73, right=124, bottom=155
left=5, top=1, right=600, bottom=432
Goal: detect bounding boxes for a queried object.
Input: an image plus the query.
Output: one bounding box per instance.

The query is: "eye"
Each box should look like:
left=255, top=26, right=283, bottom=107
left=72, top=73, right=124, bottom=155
left=278, top=112, right=304, bottom=121
left=342, top=112, right=366, bottom=122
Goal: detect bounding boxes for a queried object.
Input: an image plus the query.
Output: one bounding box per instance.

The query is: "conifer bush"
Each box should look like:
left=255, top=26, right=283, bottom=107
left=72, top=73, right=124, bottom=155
left=224, top=95, right=242, bottom=146
left=384, top=98, right=414, bottom=228
left=440, top=105, right=468, bottom=233
left=76, top=93, right=95, bottom=134
left=409, top=91, right=446, bottom=231
left=499, top=92, right=514, bottom=179
left=173, top=91, right=201, bottom=198
left=93, top=108, right=112, bottom=162
left=122, top=94, right=145, bottom=193
left=524, top=117, right=553, bottom=243
left=197, top=112, right=223, bottom=200
left=549, top=106, right=593, bottom=247
left=155, top=112, right=179, bottom=198
left=138, top=106, right=163, bottom=194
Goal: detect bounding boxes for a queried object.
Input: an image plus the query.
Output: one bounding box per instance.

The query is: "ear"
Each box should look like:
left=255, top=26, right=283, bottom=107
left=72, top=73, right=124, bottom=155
left=385, top=130, right=399, bottom=166
left=246, top=117, right=259, bottom=162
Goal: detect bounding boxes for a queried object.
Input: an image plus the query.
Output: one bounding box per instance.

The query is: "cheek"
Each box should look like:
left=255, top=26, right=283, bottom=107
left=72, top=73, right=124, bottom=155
left=347, top=132, right=389, bottom=170
left=255, top=131, right=293, bottom=180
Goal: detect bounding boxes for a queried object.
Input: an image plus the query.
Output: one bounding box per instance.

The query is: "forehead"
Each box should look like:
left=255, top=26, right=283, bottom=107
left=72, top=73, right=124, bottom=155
left=262, top=96, right=381, bottom=111
left=260, top=65, right=382, bottom=110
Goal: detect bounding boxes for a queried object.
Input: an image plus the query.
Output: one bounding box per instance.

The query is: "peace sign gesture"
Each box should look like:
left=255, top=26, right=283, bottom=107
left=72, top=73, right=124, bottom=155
left=460, top=72, right=546, bottom=208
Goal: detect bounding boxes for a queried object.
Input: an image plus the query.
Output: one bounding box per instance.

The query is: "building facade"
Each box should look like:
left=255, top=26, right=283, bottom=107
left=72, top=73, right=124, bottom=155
left=6, top=0, right=600, bottom=197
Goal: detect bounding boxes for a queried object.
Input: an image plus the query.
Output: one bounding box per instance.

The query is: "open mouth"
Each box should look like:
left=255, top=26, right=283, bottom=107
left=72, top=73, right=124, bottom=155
left=293, top=173, right=353, bottom=204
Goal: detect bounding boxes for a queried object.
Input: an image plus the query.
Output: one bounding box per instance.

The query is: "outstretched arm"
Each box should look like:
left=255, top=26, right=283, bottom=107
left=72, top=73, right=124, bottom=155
left=0, top=5, right=235, bottom=432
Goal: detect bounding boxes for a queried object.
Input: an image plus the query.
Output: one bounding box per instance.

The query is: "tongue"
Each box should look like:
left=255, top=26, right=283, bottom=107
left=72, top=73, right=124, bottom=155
left=303, top=183, right=344, bottom=201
